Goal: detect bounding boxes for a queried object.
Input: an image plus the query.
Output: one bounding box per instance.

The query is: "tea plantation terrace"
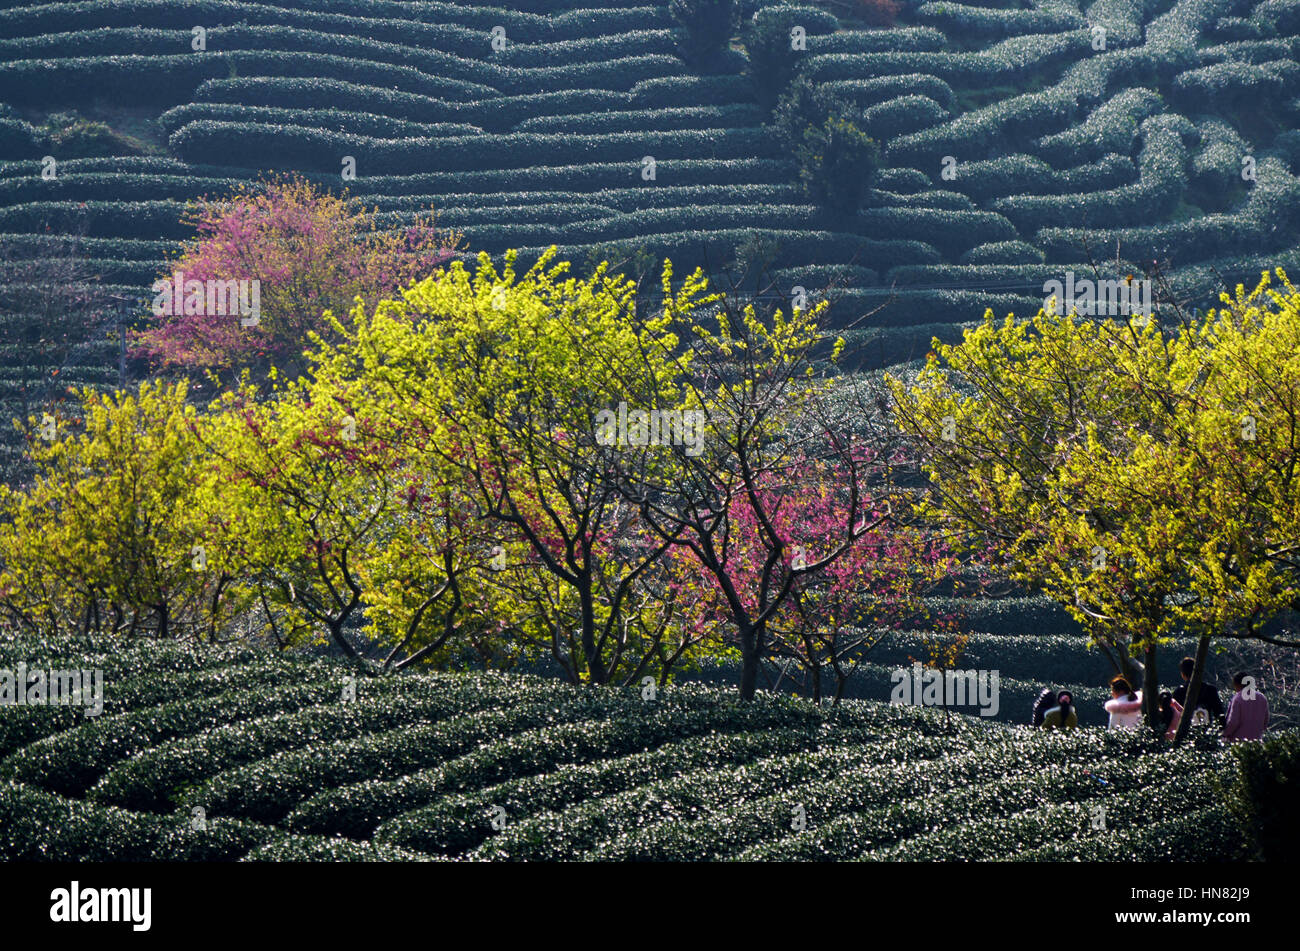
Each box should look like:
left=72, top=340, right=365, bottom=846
left=3, top=0, right=1300, bottom=379
left=0, top=634, right=1239, bottom=861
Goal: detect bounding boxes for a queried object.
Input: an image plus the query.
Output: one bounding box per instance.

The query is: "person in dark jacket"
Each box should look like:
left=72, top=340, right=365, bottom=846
left=1041, top=691, right=1077, bottom=731
left=1032, top=686, right=1057, bottom=726
left=1172, top=657, right=1225, bottom=727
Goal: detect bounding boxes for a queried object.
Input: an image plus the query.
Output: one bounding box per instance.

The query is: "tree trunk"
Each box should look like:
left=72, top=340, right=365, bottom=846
left=829, top=644, right=848, bottom=706
left=1096, top=639, right=1122, bottom=678
left=579, top=576, right=608, bottom=685
left=1171, top=633, right=1211, bottom=747
left=739, top=621, right=760, bottom=702
left=328, top=619, right=359, bottom=660
left=1141, top=642, right=1160, bottom=733
left=1097, top=635, right=1143, bottom=687
left=806, top=634, right=821, bottom=703
left=1118, top=648, right=1143, bottom=691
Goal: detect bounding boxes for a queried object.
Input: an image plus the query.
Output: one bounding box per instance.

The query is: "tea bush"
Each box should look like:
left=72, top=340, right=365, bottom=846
left=364, top=727, right=856, bottom=854
left=1222, top=730, right=1300, bottom=861
left=0, top=672, right=346, bottom=794
left=0, top=638, right=1252, bottom=861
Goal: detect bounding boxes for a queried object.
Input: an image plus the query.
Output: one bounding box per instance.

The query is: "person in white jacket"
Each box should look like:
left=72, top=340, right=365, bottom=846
left=1104, top=676, right=1143, bottom=730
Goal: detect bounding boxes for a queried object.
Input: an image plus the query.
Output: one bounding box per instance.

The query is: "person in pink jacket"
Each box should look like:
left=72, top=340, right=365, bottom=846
left=1223, top=671, right=1269, bottom=742
left=1104, top=676, right=1143, bottom=730
left=1158, top=689, right=1183, bottom=741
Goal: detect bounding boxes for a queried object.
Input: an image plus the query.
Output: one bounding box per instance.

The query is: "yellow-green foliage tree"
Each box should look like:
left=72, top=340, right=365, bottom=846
left=306, top=247, right=717, bottom=685
left=202, top=365, right=512, bottom=667
left=0, top=380, right=237, bottom=640
left=1159, top=271, right=1300, bottom=741
left=890, top=269, right=1300, bottom=735
left=298, top=339, right=519, bottom=671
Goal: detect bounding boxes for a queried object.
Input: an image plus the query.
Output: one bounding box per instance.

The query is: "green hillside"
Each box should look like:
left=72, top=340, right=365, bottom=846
left=0, top=634, right=1242, bottom=861
left=3, top=0, right=1300, bottom=477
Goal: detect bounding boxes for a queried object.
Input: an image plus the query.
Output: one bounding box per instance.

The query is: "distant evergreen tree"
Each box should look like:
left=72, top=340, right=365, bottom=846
left=772, top=79, right=880, bottom=215
left=743, top=3, right=810, bottom=112
left=797, top=114, right=881, bottom=215
left=670, top=0, right=738, bottom=70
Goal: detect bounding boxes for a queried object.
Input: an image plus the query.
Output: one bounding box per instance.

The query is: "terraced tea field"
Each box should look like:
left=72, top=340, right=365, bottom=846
left=0, top=634, right=1241, bottom=861
left=3, top=0, right=1300, bottom=456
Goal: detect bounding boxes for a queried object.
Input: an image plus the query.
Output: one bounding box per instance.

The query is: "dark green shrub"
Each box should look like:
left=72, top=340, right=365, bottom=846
left=0, top=777, right=278, bottom=861
left=630, top=75, right=754, bottom=108
left=491, top=55, right=682, bottom=96
left=868, top=763, right=1226, bottom=860
left=469, top=732, right=955, bottom=861
left=770, top=263, right=879, bottom=288
left=874, top=167, right=932, bottom=193
left=170, top=122, right=774, bottom=175
left=0, top=117, right=47, bottom=158
left=0, top=167, right=246, bottom=202
left=182, top=690, right=618, bottom=824
left=744, top=3, right=813, bottom=111
left=647, top=743, right=1225, bottom=862
left=507, top=229, right=930, bottom=278
left=1018, top=806, right=1241, bottom=861
left=514, top=104, right=763, bottom=135
left=772, top=77, right=842, bottom=150
left=0, top=200, right=191, bottom=240
left=923, top=595, right=1084, bottom=636
left=1223, top=730, right=1299, bottom=861
left=872, top=188, right=972, bottom=210
left=495, top=30, right=676, bottom=68
left=796, top=114, right=880, bottom=215
left=1172, top=60, right=1300, bottom=112
left=290, top=696, right=866, bottom=840
left=861, top=95, right=949, bottom=140
left=369, top=727, right=848, bottom=856
left=152, top=817, right=281, bottom=861
left=822, top=74, right=955, bottom=111
left=0, top=645, right=279, bottom=758
left=771, top=78, right=881, bottom=212
left=0, top=1, right=546, bottom=53
left=0, top=780, right=168, bottom=860
left=88, top=685, right=504, bottom=811
left=554, top=5, right=673, bottom=37
left=582, top=182, right=802, bottom=210
left=811, top=27, right=942, bottom=54
left=224, top=49, right=498, bottom=99
left=0, top=54, right=229, bottom=107
left=670, top=0, right=738, bottom=70
left=0, top=673, right=344, bottom=795
left=915, top=1, right=1084, bottom=38
left=857, top=207, right=1014, bottom=258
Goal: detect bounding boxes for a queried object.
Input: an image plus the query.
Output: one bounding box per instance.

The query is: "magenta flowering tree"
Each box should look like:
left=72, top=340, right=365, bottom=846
left=662, top=450, right=957, bottom=703
left=622, top=299, right=873, bottom=699
left=134, top=175, right=461, bottom=381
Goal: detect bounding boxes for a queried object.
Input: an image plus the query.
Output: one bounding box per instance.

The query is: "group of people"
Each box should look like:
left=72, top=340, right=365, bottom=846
left=1032, top=657, right=1271, bottom=742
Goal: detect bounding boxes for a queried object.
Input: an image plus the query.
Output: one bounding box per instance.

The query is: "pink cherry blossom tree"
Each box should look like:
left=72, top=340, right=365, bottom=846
left=135, top=175, right=460, bottom=382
